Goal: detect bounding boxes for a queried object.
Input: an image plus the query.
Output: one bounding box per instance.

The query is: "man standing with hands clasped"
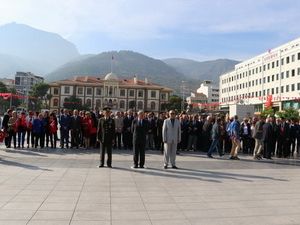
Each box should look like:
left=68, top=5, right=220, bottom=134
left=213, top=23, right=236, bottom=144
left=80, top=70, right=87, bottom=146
left=131, top=110, right=148, bottom=169
left=97, top=107, right=115, bottom=168
left=162, top=110, right=181, bottom=169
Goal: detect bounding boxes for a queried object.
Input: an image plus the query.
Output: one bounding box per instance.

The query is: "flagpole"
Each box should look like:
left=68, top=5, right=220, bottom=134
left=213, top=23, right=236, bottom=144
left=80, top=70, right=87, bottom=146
left=111, top=55, right=114, bottom=73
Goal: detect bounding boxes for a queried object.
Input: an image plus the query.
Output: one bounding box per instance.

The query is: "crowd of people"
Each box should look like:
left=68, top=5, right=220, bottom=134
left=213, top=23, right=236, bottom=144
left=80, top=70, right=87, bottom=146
left=1, top=107, right=300, bottom=166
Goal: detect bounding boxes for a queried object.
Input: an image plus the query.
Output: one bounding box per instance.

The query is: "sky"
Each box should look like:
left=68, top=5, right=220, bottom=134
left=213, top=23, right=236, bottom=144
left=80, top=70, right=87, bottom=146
left=1, top=0, right=300, bottom=61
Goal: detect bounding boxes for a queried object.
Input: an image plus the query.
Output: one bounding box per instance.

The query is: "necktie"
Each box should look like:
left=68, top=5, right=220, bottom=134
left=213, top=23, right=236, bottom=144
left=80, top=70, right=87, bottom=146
left=171, top=119, right=174, bottom=127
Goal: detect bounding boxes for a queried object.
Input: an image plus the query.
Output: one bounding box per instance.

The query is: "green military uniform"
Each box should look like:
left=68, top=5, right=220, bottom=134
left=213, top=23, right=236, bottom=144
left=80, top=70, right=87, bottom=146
left=97, top=116, right=115, bottom=167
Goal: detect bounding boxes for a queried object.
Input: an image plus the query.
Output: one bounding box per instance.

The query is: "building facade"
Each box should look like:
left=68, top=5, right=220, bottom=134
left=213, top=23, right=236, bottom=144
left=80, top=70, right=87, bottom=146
left=196, top=80, right=219, bottom=103
left=219, top=37, right=300, bottom=111
left=0, top=78, right=15, bottom=90
left=48, top=73, right=173, bottom=113
left=186, top=92, right=207, bottom=110
left=15, top=72, right=44, bottom=95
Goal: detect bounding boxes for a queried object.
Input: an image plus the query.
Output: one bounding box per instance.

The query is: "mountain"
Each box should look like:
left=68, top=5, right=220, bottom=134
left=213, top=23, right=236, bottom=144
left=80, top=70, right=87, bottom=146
left=46, top=51, right=198, bottom=93
left=163, top=58, right=239, bottom=82
left=0, top=22, right=79, bottom=75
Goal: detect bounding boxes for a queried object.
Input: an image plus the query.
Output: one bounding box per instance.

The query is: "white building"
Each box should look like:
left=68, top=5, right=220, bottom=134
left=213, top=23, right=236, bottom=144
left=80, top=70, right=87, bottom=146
left=15, top=72, right=44, bottom=95
left=197, top=80, right=219, bottom=103
left=186, top=92, right=207, bottom=110
left=48, top=73, right=173, bottom=113
left=219, top=37, right=300, bottom=111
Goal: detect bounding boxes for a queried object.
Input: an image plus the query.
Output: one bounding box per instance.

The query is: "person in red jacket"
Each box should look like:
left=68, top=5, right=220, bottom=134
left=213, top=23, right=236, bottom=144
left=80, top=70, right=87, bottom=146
left=17, top=111, right=27, bottom=148
left=49, top=112, right=58, bottom=148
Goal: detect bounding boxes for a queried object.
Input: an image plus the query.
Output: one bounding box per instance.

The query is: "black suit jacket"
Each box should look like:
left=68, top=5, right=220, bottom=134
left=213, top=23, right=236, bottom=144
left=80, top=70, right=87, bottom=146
left=71, top=116, right=81, bottom=130
left=131, top=119, right=149, bottom=144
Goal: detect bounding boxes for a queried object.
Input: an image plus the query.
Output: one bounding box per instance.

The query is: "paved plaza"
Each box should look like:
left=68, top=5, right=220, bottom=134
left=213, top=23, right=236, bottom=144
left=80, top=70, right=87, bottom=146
left=0, top=147, right=300, bottom=225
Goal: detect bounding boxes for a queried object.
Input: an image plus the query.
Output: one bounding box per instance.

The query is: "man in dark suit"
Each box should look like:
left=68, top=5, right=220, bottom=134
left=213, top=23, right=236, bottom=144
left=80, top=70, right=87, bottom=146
left=59, top=109, right=71, bottom=149
left=97, top=107, right=115, bottom=168
left=2, top=109, right=12, bottom=148
left=70, top=110, right=81, bottom=149
left=262, top=117, right=273, bottom=159
left=123, top=110, right=134, bottom=150
left=131, top=111, right=149, bottom=168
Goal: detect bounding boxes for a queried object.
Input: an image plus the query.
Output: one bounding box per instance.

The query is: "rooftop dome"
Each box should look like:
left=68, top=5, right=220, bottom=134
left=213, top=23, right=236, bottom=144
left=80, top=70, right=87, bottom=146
left=104, top=72, right=118, bottom=81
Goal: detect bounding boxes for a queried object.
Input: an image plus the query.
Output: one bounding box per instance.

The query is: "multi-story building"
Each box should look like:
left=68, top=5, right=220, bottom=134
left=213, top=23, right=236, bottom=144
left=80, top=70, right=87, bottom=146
left=15, top=72, right=44, bottom=95
left=219, top=37, right=300, bottom=111
left=186, top=92, right=207, bottom=110
left=48, top=73, right=173, bottom=113
left=197, top=80, right=219, bottom=103
left=0, top=78, right=15, bottom=90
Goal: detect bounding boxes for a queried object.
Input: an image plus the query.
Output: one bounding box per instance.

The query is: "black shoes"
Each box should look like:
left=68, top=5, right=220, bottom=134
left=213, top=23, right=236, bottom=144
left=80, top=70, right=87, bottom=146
left=98, top=165, right=104, bottom=168
left=207, top=154, right=214, bottom=158
left=229, top=156, right=240, bottom=160
left=164, top=165, right=168, bottom=169
left=172, top=166, right=178, bottom=169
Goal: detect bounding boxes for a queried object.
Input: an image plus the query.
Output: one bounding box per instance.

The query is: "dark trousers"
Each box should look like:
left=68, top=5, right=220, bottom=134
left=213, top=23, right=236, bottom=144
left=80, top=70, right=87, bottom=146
left=115, top=132, right=122, bottom=149
left=45, top=131, right=50, bottom=147
left=60, top=129, right=69, bottom=148
left=133, top=142, right=145, bottom=167
left=207, top=139, right=221, bottom=156
left=263, top=141, right=272, bottom=159
left=71, top=129, right=80, bottom=148
left=100, top=141, right=112, bottom=166
left=34, top=133, right=40, bottom=148
left=17, top=130, right=26, bottom=147
left=277, top=138, right=284, bottom=157
left=241, top=136, right=251, bottom=154
left=27, top=130, right=34, bottom=147
left=8, top=131, right=16, bottom=148
left=123, top=131, right=132, bottom=149
left=50, top=132, right=58, bottom=148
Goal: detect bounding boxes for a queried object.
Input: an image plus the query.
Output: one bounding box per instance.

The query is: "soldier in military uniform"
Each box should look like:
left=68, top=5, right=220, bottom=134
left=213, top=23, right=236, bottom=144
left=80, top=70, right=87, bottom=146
left=97, top=107, right=115, bottom=168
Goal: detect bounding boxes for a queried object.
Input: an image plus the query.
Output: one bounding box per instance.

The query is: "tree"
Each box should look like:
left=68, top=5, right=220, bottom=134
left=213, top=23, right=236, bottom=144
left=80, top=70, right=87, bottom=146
left=63, top=95, right=89, bottom=111
left=29, top=83, right=50, bottom=110
left=163, top=95, right=187, bottom=112
left=276, top=108, right=299, bottom=120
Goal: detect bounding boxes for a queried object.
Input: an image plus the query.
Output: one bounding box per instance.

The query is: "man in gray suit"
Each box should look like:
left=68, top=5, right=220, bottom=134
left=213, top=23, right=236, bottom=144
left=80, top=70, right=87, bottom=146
left=162, top=110, right=181, bottom=169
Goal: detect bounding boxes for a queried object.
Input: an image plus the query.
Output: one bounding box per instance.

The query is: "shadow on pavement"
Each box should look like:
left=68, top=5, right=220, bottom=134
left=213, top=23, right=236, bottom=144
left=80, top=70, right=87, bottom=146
left=0, top=158, right=52, bottom=171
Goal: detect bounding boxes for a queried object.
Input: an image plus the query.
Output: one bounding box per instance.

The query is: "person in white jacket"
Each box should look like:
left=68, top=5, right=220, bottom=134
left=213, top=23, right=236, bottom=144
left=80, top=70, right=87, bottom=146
left=162, top=110, right=181, bottom=169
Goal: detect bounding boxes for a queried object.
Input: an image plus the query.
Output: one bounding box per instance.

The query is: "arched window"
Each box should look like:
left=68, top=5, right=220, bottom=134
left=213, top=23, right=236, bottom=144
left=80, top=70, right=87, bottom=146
left=129, top=100, right=136, bottom=109
left=137, top=101, right=143, bottom=110
left=96, top=99, right=101, bottom=108
left=53, top=99, right=58, bottom=107
left=86, top=99, right=92, bottom=107
left=150, top=101, right=156, bottom=110
left=119, top=100, right=125, bottom=109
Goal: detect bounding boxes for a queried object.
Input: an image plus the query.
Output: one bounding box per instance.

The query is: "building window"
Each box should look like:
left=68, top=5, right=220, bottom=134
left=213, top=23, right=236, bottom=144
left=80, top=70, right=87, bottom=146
left=286, top=71, right=289, bottom=78
left=267, top=76, right=270, bottom=83
left=291, top=84, right=295, bottom=91
left=298, top=83, right=300, bottom=90
left=138, top=90, right=144, bottom=98
left=267, top=64, right=270, bottom=70
left=281, top=72, right=284, bottom=79
left=298, top=68, right=300, bottom=75
left=53, top=99, right=58, bottom=107
left=96, top=88, right=101, bottom=96
left=276, top=74, right=279, bottom=80
left=298, top=52, right=300, bottom=60
left=64, top=86, right=70, bottom=94
left=137, top=101, right=143, bottom=110
left=276, top=60, right=279, bottom=67
left=271, top=75, right=274, bottom=81
left=276, top=87, right=279, bottom=94
left=286, top=85, right=289, bottom=92
left=286, top=56, right=290, bottom=64
left=150, top=101, right=156, bottom=110
left=120, top=89, right=125, bottom=96
left=87, top=88, right=92, bottom=95
left=86, top=99, right=92, bottom=107
left=119, top=100, right=125, bottom=109
left=281, top=58, right=284, bottom=65
left=272, top=62, right=275, bottom=68
left=151, top=91, right=156, bottom=98
left=96, top=99, right=101, bottom=108
left=292, top=69, right=295, bottom=77
left=129, top=100, right=135, bottom=109
left=281, top=86, right=284, bottom=93
left=129, top=90, right=134, bottom=97
left=77, top=87, right=83, bottom=95
left=292, top=55, right=295, bottom=62
left=271, top=88, right=274, bottom=95
left=53, top=88, right=59, bottom=95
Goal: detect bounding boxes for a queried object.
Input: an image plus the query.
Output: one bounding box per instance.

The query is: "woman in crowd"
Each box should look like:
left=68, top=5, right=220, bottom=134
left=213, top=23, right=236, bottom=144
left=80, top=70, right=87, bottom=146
left=17, top=111, right=27, bottom=148
left=8, top=111, right=18, bottom=148
left=49, top=112, right=58, bottom=148
left=32, top=113, right=44, bottom=148
left=26, top=111, right=34, bottom=148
